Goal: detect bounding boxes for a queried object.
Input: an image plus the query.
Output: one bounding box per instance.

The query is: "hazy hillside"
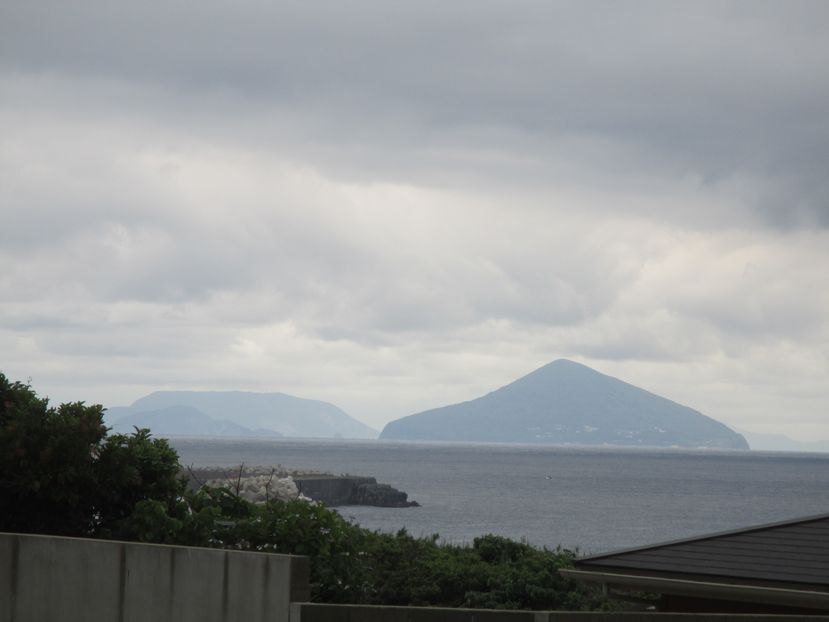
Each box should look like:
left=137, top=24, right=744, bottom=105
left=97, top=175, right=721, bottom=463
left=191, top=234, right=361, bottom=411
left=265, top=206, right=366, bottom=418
left=106, top=390, right=377, bottom=439
left=737, top=428, right=829, bottom=453
left=380, top=359, right=748, bottom=449
left=108, top=405, right=269, bottom=437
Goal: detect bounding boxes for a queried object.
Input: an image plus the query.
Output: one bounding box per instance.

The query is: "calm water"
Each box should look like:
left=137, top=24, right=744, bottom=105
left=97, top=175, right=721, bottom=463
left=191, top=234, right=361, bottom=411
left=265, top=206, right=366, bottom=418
left=170, top=438, right=829, bottom=554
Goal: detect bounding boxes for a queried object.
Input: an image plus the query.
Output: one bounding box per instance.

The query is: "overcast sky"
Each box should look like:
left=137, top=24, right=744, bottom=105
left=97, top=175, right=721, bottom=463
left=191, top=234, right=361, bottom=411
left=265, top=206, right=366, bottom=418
left=2, top=1, right=827, bottom=439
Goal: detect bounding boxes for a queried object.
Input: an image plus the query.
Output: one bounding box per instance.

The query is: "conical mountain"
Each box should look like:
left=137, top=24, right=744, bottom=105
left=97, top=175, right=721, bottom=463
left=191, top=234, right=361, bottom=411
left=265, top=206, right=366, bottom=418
left=380, top=359, right=748, bottom=449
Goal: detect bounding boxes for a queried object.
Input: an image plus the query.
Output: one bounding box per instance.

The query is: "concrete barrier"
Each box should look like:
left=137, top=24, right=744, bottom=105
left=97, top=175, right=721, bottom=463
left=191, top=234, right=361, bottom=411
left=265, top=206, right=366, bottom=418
left=288, top=604, right=829, bottom=622
left=0, top=532, right=309, bottom=622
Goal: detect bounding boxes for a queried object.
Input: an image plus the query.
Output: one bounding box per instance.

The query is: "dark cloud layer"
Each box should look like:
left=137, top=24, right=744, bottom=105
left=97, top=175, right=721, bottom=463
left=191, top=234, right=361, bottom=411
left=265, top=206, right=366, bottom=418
left=3, top=1, right=828, bottom=226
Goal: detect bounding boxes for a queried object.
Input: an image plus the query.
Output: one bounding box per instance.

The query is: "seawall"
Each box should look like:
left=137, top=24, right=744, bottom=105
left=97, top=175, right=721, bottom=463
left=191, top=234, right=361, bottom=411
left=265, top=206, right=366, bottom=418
left=184, top=467, right=418, bottom=508
left=293, top=475, right=418, bottom=507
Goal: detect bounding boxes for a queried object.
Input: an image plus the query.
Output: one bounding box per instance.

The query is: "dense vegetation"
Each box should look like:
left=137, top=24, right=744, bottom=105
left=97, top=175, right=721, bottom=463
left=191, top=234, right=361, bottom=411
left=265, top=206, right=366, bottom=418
left=0, top=373, right=608, bottom=611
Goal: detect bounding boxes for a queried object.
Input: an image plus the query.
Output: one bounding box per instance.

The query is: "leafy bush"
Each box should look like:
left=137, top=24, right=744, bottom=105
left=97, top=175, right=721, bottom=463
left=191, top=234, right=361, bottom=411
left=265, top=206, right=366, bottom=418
left=349, top=530, right=597, bottom=610
left=0, top=373, right=186, bottom=538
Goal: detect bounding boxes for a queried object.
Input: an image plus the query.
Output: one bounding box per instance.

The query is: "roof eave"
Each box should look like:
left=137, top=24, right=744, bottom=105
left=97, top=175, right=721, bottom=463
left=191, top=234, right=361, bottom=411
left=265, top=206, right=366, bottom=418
left=560, top=568, right=829, bottom=611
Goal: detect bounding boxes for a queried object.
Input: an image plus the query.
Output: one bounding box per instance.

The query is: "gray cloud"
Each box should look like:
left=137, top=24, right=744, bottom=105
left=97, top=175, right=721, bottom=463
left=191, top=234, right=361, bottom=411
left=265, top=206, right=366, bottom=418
left=3, top=1, right=828, bottom=226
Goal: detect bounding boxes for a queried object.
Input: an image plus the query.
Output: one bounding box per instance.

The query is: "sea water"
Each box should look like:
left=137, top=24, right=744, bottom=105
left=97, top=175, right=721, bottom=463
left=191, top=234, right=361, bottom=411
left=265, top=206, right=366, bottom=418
left=170, top=438, right=829, bottom=554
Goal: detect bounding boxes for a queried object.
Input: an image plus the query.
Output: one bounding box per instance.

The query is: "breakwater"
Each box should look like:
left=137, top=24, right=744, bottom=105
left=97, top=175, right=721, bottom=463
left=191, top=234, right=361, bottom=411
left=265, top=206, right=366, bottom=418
left=293, top=475, right=419, bottom=508
left=185, top=466, right=418, bottom=508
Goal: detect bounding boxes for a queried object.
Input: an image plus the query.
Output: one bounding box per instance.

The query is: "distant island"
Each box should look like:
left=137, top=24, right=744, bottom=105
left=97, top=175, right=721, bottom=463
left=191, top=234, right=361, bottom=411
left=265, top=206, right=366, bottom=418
left=105, top=390, right=378, bottom=439
left=736, top=428, right=829, bottom=453
left=380, top=359, right=748, bottom=450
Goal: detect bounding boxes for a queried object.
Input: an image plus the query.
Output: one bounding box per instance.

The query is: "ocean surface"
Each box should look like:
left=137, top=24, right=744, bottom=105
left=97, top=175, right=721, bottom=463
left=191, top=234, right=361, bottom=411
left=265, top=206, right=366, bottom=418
left=170, top=438, right=829, bottom=555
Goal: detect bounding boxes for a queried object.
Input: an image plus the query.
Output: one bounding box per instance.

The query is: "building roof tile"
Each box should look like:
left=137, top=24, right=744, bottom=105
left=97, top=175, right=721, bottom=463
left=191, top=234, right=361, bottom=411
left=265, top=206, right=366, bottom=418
left=576, top=512, right=829, bottom=589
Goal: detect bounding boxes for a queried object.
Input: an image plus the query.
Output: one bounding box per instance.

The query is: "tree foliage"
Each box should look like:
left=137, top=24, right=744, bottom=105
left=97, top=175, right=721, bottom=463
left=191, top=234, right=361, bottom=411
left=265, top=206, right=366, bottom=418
left=344, top=530, right=601, bottom=610
left=1, top=375, right=105, bottom=535
left=0, top=373, right=184, bottom=537
left=0, top=372, right=610, bottom=610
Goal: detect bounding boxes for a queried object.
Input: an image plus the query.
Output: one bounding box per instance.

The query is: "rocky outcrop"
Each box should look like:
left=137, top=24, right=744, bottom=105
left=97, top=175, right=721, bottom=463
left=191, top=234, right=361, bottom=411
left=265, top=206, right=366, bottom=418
left=350, top=481, right=415, bottom=507
left=186, top=466, right=418, bottom=508
left=293, top=475, right=419, bottom=508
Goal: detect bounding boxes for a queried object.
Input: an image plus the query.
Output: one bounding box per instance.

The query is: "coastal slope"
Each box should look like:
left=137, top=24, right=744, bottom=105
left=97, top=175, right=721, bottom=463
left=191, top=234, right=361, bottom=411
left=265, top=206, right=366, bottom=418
left=380, top=359, right=748, bottom=449
left=106, top=390, right=377, bottom=439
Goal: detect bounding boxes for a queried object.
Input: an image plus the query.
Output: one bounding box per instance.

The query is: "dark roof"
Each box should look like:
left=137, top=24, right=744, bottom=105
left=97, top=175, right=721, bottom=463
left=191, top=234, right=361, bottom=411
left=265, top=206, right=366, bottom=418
left=575, top=512, right=829, bottom=590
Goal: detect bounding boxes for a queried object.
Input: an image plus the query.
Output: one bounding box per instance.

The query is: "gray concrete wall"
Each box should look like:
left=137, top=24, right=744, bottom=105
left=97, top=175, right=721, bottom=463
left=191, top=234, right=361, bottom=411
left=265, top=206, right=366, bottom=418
left=0, top=532, right=309, bottom=622
left=289, top=604, right=829, bottom=622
